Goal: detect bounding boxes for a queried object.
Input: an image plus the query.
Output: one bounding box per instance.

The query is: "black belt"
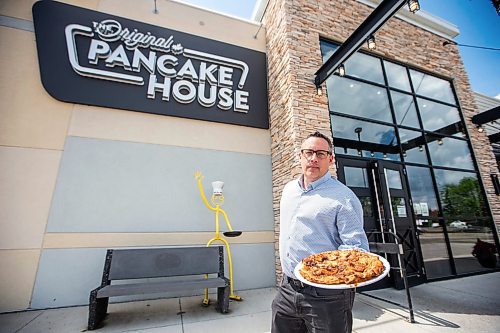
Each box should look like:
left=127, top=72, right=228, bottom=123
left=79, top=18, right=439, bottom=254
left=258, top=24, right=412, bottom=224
left=286, top=276, right=354, bottom=294
left=286, top=276, right=305, bottom=288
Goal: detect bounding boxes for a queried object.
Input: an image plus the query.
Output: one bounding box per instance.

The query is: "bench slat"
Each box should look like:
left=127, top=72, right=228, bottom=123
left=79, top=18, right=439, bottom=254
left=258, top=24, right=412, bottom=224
left=109, top=247, right=221, bottom=280
left=88, top=246, right=229, bottom=330
left=97, top=277, right=228, bottom=298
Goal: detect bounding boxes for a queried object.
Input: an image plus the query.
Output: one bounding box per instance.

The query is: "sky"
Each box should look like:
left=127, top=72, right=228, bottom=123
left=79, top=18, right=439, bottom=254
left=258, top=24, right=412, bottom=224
left=179, top=0, right=500, bottom=99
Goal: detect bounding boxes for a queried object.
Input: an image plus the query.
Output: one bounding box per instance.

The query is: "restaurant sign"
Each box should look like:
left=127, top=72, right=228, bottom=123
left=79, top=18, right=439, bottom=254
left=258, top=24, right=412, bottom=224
left=32, top=1, right=269, bottom=129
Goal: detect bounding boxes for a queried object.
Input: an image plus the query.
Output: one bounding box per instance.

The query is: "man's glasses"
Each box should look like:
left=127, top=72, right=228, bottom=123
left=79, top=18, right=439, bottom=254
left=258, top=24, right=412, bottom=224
left=301, top=149, right=331, bottom=160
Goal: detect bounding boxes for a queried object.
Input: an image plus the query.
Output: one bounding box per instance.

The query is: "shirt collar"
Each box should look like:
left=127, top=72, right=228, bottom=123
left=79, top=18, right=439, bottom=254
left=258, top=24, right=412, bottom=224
left=298, top=172, right=332, bottom=191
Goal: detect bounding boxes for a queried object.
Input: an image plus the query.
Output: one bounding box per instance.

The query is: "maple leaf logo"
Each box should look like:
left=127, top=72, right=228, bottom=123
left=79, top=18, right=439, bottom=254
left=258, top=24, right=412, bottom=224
left=172, top=43, right=184, bottom=55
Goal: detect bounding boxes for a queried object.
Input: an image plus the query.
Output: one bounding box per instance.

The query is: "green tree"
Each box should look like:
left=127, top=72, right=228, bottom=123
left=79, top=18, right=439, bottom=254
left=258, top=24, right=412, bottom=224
left=441, top=177, right=486, bottom=217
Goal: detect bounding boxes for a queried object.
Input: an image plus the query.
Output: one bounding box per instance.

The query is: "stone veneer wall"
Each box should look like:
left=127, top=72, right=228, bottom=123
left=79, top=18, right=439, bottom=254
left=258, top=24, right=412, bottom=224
left=262, top=0, right=499, bottom=284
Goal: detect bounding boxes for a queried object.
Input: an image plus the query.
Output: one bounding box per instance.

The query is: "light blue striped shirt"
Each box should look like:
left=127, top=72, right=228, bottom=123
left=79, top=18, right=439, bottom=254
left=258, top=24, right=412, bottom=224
left=279, top=172, right=369, bottom=278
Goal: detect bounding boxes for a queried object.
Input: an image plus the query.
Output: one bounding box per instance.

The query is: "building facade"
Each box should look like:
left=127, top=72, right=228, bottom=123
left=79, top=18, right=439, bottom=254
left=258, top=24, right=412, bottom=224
left=0, top=0, right=498, bottom=313
left=259, top=0, right=499, bottom=284
left=0, top=0, right=275, bottom=312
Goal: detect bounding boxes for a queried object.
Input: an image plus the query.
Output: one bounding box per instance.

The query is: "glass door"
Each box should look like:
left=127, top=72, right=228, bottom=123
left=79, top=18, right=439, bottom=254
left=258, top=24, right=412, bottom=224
left=337, top=157, right=425, bottom=287
left=336, top=159, right=379, bottom=234
left=374, top=160, right=422, bottom=283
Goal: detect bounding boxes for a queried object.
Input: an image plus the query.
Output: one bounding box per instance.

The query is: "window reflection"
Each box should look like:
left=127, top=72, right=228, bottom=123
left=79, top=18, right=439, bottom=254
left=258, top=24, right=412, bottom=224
left=391, top=197, right=407, bottom=217
left=391, top=91, right=419, bottom=128
left=384, top=61, right=411, bottom=92
left=335, top=146, right=359, bottom=157
left=334, top=146, right=400, bottom=161
left=327, top=76, right=391, bottom=122
left=359, top=197, right=374, bottom=218
left=331, top=115, right=400, bottom=161
left=447, top=217, right=497, bottom=274
left=320, top=41, right=338, bottom=63
left=434, top=170, right=489, bottom=218
left=410, top=69, right=456, bottom=104
left=386, top=169, right=403, bottom=189
left=419, top=226, right=453, bottom=278
left=417, top=98, right=461, bottom=132
left=344, top=52, right=385, bottom=84
left=428, top=137, right=474, bottom=170
left=429, top=121, right=465, bottom=138
left=319, top=39, right=497, bottom=279
left=344, top=167, right=369, bottom=187
left=406, top=166, right=439, bottom=218
left=399, top=128, right=428, bottom=164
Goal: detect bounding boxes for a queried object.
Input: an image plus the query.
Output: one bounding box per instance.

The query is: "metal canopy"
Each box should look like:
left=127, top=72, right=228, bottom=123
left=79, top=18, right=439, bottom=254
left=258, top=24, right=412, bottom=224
left=472, top=105, right=500, bottom=143
left=489, top=132, right=500, bottom=143
left=314, top=0, right=408, bottom=87
left=333, top=123, right=456, bottom=154
left=471, top=105, right=500, bottom=125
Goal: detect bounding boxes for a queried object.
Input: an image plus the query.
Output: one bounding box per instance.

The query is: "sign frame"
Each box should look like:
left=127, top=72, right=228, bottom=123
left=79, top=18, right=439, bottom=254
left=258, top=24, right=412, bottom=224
left=32, top=1, right=269, bottom=129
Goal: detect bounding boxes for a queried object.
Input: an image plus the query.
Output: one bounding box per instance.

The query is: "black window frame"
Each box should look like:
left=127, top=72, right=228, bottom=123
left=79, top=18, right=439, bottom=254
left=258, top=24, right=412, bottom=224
left=320, top=38, right=498, bottom=277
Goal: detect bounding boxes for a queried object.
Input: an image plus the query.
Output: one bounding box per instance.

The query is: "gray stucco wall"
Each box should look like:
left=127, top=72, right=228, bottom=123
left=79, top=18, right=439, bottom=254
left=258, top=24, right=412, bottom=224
left=47, top=136, right=274, bottom=232
left=31, top=136, right=275, bottom=308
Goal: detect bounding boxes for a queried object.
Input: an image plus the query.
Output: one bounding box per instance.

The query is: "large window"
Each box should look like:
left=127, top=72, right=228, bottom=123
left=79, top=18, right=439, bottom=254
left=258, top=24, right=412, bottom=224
left=342, top=52, right=385, bottom=84
left=328, top=77, right=391, bottom=122
left=417, top=98, right=461, bottom=132
left=409, top=69, right=456, bottom=104
left=428, top=137, right=474, bottom=170
left=331, top=115, right=400, bottom=161
left=434, top=169, right=495, bottom=274
left=391, top=91, right=419, bottom=128
left=321, top=39, right=496, bottom=278
left=384, top=60, right=412, bottom=92
left=399, top=129, right=428, bottom=164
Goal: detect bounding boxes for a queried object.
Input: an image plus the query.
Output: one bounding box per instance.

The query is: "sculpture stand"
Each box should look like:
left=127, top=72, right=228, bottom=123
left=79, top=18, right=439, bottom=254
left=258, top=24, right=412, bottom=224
left=195, top=172, right=242, bottom=303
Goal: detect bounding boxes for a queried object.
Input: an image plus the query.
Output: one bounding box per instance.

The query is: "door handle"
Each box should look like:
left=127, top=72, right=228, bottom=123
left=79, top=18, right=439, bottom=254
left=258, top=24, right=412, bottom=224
left=371, top=168, right=385, bottom=236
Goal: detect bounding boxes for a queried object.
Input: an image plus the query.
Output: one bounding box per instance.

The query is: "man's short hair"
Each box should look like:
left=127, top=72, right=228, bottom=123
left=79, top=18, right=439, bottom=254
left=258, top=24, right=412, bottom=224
left=305, top=131, right=333, bottom=152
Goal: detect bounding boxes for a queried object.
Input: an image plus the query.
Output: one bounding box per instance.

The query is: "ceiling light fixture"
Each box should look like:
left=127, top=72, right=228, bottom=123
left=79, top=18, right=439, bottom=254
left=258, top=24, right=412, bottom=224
left=408, top=0, right=420, bottom=13
left=367, top=35, right=376, bottom=50
left=338, top=64, right=346, bottom=77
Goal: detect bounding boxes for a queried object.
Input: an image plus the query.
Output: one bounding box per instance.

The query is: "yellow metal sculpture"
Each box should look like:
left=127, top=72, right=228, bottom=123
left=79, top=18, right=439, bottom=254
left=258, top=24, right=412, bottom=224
left=195, top=171, right=242, bottom=302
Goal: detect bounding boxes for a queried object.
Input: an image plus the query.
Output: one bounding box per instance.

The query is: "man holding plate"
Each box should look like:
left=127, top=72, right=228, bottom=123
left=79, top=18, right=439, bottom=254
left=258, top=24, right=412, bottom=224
left=271, top=131, right=369, bottom=333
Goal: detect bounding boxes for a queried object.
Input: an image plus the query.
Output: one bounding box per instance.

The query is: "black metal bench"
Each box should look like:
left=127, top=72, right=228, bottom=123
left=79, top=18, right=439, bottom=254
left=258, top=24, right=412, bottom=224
left=88, top=246, right=230, bottom=330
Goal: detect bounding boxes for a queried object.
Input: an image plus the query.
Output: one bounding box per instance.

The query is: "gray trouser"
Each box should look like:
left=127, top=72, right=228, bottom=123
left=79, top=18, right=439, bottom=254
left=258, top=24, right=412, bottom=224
left=271, top=276, right=355, bottom=333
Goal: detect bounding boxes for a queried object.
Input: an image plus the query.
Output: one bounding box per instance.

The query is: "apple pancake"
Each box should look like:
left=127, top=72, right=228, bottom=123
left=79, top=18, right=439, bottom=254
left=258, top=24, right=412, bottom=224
left=299, top=249, right=385, bottom=285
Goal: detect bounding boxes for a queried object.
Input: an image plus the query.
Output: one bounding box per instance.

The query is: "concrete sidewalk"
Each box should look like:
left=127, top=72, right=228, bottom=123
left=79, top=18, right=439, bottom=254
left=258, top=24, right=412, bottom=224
left=1, top=272, right=499, bottom=333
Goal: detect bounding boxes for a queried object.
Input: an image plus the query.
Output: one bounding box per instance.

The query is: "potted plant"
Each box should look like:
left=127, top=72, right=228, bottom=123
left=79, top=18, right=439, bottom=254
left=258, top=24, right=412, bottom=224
left=472, top=238, right=498, bottom=268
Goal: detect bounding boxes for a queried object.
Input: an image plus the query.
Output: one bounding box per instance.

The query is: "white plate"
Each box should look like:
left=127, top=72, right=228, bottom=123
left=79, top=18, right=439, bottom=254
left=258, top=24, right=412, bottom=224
left=293, top=252, right=390, bottom=289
